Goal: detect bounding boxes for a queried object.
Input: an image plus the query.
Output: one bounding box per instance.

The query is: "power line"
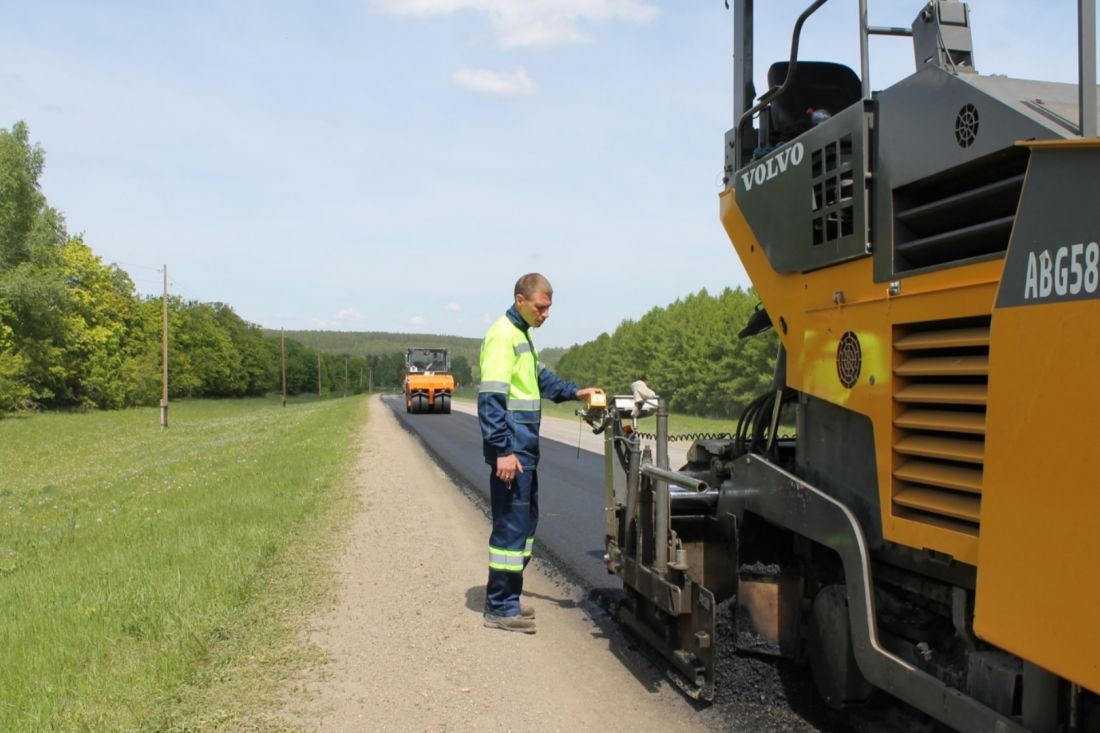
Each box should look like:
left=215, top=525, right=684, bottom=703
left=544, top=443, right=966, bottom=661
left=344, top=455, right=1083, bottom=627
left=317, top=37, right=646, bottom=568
left=168, top=279, right=200, bottom=301
left=112, top=260, right=163, bottom=273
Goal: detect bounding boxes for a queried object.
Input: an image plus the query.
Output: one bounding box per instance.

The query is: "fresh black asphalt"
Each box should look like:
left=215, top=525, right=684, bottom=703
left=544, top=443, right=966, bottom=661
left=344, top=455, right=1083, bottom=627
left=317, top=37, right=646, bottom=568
left=381, top=394, right=617, bottom=591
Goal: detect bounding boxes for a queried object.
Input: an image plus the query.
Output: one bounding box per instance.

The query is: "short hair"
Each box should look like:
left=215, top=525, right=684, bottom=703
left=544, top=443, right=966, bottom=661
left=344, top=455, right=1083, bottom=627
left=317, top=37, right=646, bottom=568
left=514, top=273, right=553, bottom=299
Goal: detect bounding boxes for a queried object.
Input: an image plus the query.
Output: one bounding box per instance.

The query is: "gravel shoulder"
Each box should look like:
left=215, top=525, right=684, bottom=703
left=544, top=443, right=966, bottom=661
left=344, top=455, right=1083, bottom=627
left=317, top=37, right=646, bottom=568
left=276, top=395, right=712, bottom=732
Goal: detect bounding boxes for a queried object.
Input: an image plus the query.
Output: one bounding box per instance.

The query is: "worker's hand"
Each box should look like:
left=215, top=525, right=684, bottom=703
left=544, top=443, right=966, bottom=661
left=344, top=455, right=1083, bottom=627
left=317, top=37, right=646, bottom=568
left=575, top=387, right=602, bottom=401
left=496, top=454, right=524, bottom=484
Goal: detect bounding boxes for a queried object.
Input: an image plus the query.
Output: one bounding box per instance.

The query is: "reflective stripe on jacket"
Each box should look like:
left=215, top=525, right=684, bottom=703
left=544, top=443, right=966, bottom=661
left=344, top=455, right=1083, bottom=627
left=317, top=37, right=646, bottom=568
left=478, top=305, right=579, bottom=468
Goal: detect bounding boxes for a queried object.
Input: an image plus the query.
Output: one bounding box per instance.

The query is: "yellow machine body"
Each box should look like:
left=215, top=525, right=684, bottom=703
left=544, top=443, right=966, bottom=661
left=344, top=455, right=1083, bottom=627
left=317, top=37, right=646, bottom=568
left=975, top=141, right=1100, bottom=693
left=720, top=139, right=1100, bottom=694
left=403, top=372, right=454, bottom=409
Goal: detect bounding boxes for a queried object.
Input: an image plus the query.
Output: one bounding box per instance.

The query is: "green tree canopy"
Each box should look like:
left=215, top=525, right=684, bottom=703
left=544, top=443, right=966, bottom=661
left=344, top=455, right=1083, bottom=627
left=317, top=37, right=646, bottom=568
left=555, top=287, right=777, bottom=418
left=0, top=121, right=356, bottom=414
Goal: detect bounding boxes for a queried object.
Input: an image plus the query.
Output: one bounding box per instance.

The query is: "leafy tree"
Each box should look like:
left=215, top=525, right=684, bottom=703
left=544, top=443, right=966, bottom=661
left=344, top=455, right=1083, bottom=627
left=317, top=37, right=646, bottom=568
left=56, top=239, right=160, bottom=408
left=0, top=296, right=30, bottom=411
left=556, top=287, right=777, bottom=418
left=0, top=121, right=48, bottom=271
left=282, top=337, right=317, bottom=395
left=450, top=354, right=472, bottom=387
left=367, top=352, right=405, bottom=391
left=0, top=261, right=69, bottom=405
left=0, top=121, right=73, bottom=409
left=211, top=303, right=277, bottom=395
left=4, top=121, right=604, bottom=413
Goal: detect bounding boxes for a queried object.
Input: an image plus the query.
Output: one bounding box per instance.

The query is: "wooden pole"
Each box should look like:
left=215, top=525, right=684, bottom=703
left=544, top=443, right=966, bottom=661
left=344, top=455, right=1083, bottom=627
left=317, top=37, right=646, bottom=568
left=280, top=329, right=287, bottom=407
left=160, top=265, right=169, bottom=429
left=344, top=355, right=348, bottom=398
left=317, top=354, right=322, bottom=397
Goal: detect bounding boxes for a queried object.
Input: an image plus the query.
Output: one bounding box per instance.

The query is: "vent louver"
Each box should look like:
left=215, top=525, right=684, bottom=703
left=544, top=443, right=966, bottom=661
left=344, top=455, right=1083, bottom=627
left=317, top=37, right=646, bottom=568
left=892, top=318, right=991, bottom=535
left=892, top=148, right=1028, bottom=272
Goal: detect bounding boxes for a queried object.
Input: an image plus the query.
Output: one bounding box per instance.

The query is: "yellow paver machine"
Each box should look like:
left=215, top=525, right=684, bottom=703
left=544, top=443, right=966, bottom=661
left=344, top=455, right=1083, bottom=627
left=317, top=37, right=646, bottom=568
left=580, top=2, right=1100, bottom=731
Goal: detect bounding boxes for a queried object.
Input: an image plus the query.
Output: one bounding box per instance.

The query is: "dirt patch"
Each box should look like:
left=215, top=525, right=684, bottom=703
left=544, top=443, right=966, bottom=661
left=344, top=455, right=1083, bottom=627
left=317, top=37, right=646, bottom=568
left=275, top=396, right=712, bottom=732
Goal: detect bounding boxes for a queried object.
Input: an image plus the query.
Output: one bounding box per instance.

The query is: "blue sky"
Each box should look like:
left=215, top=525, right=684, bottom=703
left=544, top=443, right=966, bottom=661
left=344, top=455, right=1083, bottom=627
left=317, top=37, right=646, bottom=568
left=0, top=1, right=1086, bottom=347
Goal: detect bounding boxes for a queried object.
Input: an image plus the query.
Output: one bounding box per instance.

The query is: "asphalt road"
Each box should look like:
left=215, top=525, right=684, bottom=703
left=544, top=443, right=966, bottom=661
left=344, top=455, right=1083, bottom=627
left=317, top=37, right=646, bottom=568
left=381, top=394, right=617, bottom=591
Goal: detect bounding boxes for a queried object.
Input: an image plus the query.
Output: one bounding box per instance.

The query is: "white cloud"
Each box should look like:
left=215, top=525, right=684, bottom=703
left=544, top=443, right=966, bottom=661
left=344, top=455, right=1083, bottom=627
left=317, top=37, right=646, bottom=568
left=482, top=312, right=492, bottom=324
left=336, top=307, right=366, bottom=321
left=374, top=0, right=657, bottom=48
left=410, top=315, right=427, bottom=326
left=452, top=67, right=537, bottom=95
left=311, top=318, right=339, bottom=329
left=444, top=302, right=461, bottom=312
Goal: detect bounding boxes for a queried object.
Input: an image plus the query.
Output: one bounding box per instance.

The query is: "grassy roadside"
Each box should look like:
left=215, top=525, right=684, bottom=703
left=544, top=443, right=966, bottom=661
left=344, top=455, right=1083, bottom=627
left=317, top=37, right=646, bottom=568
left=452, top=387, right=742, bottom=437
left=0, top=395, right=366, bottom=731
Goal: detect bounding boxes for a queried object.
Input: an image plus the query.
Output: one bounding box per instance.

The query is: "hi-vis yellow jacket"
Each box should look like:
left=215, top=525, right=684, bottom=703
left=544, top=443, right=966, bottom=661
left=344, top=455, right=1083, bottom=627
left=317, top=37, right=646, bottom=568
left=478, top=305, right=580, bottom=469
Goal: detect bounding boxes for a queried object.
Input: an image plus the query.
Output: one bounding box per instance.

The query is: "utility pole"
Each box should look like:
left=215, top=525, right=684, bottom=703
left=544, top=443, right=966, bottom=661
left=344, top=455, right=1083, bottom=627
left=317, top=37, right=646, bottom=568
left=344, top=355, right=349, bottom=398
left=317, top=354, right=322, bottom=397
left=359, top=367, right=363, bottom=391
left=369, top=367, right=374, bottom=393
left=160, top=265, right=169, bottom=429
left=280, top=329, right=287, bottom=408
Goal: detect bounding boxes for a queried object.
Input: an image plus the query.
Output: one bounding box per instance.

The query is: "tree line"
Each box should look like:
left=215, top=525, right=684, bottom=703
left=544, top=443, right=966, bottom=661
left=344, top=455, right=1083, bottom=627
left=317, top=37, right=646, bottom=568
left=554, top=287, right=779, bottom=418
left=0, top=121, right=419, bottom=414
left=281, top=329, right=476, bottom=387
left=2, top=120, right=773, bottom=418
left=276, top=328, right=565, bottom=376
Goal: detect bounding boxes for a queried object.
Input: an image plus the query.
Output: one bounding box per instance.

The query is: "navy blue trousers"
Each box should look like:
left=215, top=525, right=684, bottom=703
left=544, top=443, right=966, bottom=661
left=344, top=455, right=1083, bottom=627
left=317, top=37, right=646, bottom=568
left=485, top=467, right=539, bottom=617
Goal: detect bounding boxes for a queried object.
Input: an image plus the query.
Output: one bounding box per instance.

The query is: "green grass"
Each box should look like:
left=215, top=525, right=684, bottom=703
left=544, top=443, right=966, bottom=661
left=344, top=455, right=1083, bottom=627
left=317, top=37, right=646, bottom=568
left=0, top=396, right=366, bottom=731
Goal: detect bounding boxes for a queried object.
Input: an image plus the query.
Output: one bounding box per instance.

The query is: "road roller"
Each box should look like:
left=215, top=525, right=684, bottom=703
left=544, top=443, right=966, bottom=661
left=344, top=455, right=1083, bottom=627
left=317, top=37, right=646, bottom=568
left=403, top=347, right=454, bottom=414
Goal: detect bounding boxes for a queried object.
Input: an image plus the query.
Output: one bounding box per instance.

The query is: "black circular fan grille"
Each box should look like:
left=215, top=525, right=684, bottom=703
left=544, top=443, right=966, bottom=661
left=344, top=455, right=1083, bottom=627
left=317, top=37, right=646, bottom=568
left=837, top=331, right=862, bottom=389
left=955, top=104, right=979, bottom=148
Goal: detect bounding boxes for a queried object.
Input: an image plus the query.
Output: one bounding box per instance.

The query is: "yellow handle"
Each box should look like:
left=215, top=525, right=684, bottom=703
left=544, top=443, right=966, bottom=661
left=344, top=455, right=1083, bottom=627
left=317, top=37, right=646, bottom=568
left=586, top=389, right=608, bottom=408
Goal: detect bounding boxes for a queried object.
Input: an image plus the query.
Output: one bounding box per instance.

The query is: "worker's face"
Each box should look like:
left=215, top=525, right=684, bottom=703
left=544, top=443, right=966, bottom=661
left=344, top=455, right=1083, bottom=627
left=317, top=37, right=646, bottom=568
left=516, top=290, right=552, bottom=328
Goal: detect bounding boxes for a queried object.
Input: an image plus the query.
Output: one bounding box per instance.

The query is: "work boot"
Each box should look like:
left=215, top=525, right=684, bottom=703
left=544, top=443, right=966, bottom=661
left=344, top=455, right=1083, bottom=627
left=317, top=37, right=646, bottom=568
left=520, top=604, right=535, bottom=618
left=483, top=612, right=536, bottom=634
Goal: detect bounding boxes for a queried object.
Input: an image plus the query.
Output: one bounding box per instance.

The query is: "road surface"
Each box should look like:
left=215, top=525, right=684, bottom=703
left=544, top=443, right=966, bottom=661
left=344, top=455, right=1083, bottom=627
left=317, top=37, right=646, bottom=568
left=382, top=394, right=615, bottom=591
left=381, top=393, right=864, bottom=733
left=276, top=395, right=715, bottom=732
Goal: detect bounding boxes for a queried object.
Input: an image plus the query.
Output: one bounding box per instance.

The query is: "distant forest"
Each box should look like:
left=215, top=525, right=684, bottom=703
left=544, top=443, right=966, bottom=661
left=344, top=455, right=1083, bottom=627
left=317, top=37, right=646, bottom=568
left=0, top=121, right=403, bottom=412
left=555, top=287, right=778, bottom=419
left=279, top=329, right=566, bottom=371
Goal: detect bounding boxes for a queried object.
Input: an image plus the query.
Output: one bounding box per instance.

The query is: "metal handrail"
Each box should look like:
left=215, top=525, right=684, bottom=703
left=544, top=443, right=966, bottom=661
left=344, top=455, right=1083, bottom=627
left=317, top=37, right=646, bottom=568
left=1080, top=0, right=1097, bottom=136
left=734, top=0, right=831, bottom=166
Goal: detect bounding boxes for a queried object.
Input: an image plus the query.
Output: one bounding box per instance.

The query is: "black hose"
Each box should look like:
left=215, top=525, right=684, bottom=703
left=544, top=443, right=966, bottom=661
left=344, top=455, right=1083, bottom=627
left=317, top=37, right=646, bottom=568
left=735, top=387, right=797, bottom=458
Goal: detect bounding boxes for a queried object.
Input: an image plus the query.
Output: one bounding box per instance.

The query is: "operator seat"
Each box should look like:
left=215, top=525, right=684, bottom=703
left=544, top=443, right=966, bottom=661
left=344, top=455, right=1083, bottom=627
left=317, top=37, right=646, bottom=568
left=765, top=61, right=862, bottom=143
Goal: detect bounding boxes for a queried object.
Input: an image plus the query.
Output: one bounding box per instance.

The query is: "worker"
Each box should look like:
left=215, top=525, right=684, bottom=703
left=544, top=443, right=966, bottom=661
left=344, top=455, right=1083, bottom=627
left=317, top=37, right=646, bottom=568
left=478, top=273, right=599, bottom=634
